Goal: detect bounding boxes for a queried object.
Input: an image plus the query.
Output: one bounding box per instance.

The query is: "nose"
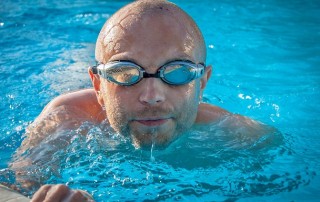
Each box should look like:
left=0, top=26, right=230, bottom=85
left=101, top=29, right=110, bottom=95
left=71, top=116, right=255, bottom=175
left=139, top=78, right=165, bottom=106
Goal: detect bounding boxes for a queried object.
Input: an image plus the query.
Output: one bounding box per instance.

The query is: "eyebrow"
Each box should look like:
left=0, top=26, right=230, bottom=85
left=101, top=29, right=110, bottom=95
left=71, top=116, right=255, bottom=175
left=107, top=56, right=139, bottom=64
left=106, top=55, right=197, bottom=67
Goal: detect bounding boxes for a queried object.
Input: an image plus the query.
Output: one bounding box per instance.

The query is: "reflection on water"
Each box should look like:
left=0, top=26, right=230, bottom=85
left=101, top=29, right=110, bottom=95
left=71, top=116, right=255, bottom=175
left=3, top=118, right=315, bottom=201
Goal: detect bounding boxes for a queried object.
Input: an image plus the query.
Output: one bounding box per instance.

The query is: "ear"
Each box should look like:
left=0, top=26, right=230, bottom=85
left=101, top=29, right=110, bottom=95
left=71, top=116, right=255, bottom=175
left=200, top=65, right=212, bottom=90
left=198, top=65, right=212, bottom=101
left=88, top=67, right=104, bottom=106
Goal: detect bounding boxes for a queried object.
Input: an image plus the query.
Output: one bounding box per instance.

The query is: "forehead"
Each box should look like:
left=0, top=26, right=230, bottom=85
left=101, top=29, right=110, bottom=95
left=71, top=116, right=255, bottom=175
left=96, top=4, right=205, bottom=66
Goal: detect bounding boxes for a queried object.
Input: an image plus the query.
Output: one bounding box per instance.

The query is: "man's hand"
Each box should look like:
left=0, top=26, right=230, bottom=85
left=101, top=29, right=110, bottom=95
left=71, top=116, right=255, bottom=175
left=31, top=184, right=94, bottom=202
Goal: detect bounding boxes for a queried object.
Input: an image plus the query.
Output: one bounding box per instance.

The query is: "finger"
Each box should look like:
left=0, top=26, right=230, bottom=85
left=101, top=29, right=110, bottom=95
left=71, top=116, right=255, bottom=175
left=63, top=190, right=94, bottom=202
left=44, top=184, right=70, bottom=202
left=31, top=184, right=52, bottom=202
left=78, top=190, right=95, bottom=202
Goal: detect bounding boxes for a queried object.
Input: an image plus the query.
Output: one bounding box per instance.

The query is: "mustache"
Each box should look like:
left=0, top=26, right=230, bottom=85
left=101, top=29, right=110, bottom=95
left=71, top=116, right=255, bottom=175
left=132, top=106, right=174, bottom=118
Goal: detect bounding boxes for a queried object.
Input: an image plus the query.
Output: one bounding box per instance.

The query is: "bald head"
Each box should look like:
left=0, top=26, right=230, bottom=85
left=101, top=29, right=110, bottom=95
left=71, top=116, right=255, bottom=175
left=95, top=0, right=206, bottom=64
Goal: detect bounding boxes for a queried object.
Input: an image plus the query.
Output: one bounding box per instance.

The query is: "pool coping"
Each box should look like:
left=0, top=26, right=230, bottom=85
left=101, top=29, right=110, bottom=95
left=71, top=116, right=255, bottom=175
left=0, top=184, right=29, bottom=202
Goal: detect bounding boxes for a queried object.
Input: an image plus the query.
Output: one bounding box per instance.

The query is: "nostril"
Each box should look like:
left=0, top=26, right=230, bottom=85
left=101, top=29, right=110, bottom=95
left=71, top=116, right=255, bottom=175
left=139, top=79, right=165, bottom=105
left=139, top=94, right=165, bottom=105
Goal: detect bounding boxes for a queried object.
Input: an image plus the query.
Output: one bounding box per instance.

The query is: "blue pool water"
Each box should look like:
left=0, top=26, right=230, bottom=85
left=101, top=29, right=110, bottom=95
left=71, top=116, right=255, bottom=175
left=1, top=0, right=320, bottom=201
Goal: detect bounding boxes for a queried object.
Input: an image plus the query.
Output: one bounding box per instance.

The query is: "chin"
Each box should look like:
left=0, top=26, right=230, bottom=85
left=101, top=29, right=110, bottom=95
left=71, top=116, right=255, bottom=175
left=131, top=132, right=178, bottom=150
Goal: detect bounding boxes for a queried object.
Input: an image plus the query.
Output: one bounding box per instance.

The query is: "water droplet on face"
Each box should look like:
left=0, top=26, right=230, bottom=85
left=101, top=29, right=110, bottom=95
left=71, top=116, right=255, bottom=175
left=150, top=142, right=155, bottom=162
left=150, top=128, right=156, bottom=162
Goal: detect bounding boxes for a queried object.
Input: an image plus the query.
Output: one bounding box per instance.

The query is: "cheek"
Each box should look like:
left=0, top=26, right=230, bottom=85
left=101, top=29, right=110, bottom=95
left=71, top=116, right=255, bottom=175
left=179, top=82, right=200, bottom=103
left=101, top=84, right=136, bottom=126
left=102, top=83, right=132, bottom=107
left=178, top=82, right=200, bottom=117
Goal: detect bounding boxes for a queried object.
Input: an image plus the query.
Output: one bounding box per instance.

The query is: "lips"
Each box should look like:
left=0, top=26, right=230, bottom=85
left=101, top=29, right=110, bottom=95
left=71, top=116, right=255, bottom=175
left=135, top=118, right=169, bottom=126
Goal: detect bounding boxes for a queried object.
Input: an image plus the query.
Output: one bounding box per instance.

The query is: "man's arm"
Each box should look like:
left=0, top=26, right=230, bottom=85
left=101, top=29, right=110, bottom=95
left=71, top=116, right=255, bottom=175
left=10, top=89, right=101, bottom=190
left=10, top=105, right=92, bottom=190
left=13, top=89, right=102, bottom=162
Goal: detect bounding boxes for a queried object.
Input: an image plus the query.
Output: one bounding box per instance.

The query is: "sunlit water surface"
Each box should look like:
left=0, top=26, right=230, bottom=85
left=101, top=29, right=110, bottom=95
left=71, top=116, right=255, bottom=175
left=0, top=0, right=319, bottom=201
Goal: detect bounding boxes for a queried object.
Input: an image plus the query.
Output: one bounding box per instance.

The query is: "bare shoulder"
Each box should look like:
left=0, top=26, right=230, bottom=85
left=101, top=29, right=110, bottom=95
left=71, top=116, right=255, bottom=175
left=196, top=103, right=276, bottom=137
left=39, top=88, right=104, bottom=122
left=16, top=89, right=104, bottom=149
left=195, top=103, right=231, bottom=123
left=11, top=89, right=105, bottom=189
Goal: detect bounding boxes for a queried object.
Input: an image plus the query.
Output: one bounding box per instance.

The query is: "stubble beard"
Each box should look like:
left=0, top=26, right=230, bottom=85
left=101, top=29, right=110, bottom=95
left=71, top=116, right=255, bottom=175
left=102, top=84, right=200, bottom=149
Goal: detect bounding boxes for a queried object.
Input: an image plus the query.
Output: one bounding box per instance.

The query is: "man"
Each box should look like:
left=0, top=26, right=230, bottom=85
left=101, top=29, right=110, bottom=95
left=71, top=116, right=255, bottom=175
left=11, top=0, right=272, bottom=201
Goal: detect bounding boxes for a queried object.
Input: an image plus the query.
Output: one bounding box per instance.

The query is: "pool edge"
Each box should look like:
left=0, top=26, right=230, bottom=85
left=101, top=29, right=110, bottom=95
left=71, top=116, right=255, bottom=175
left=0, top=184, right=29, bottom=202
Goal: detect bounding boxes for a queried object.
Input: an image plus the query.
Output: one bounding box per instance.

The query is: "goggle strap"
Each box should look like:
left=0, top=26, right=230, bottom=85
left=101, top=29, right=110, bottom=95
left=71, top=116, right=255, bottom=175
left=91, top=65, right=98, bottom=74
left=196, top=68, right=204, bottom=78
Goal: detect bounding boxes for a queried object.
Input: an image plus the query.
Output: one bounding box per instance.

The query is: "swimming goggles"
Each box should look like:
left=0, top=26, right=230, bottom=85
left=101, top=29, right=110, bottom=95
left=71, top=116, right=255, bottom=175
left=91, top=60, right=205, bottom=86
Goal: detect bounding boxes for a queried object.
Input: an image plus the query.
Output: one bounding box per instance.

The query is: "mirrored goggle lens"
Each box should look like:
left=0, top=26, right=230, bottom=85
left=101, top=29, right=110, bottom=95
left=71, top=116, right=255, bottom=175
left=105, top=66, right=140, bottom=85
left=98, top=61, right=202, bottom=86
left=163, top=64, right=195, bottom=85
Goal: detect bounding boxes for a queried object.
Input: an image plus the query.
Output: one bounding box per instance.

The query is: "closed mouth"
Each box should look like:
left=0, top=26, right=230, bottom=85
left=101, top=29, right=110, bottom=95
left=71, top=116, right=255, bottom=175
left=135, top=118, right=170, bottom=126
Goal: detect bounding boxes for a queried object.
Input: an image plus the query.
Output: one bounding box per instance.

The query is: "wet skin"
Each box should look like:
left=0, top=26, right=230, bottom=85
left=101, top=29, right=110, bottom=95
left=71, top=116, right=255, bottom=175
left=90, top=7, right=212, bottom=148
left=9, top=1, right=273, bottom=201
